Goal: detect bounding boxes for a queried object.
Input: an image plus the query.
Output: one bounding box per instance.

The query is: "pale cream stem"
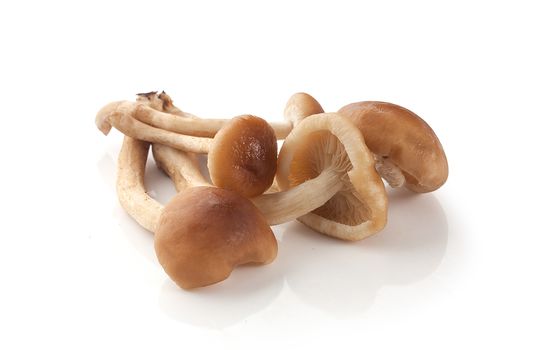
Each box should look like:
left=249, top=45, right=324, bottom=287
left=96, top=101, right=211, bottom=153
left=116, top=136, right=163, bottom=232
left=129, top=99, right=292, bottom=139
left=137, top=108, right=292, bottom=139
left=152, top=144, right=209, bottom=191
left=153, top=143, right=343, bottom=226
left=251, top=169, right=343, bottom=225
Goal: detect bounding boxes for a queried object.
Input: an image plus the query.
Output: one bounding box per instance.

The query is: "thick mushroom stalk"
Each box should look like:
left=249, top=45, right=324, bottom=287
left=338, top=101, right=449, bottom=192
left=136, top=91, right=207, bottom=192
left=97, top=99, right=290, bottom=139
left=117, top=137, right=163, bottom=232
left=154, top=145, right=342, bottom=225
left=114, top=91, right=323, bottom=139
left=152, top=143, right=207, bottom=191
left=96, top=101, right=211, bottom=153
left=115, top=136, right=277, bottom=289
left=154, top=113, right=388, bottom=241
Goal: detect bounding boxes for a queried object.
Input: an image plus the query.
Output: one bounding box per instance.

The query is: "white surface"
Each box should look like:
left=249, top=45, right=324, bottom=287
left=1, top=0, right=535, bottom=349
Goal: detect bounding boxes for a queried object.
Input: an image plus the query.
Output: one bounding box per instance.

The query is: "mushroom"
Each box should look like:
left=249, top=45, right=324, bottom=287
left=116, top=136, right=277, bottom=289
left=97, top=97, right=278, bottom=198
left=338, top=101, right=449, bottom=192
left=154, top=113, right=388, bottom=241
left=101, top=91, right=323, bottom=140
left=149, top=115, right=277, bottom=198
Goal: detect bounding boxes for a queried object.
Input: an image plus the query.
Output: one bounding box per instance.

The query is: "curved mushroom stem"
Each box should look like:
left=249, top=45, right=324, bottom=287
left=96, top=101, right=211, bottom=153
left=116, top=136, right=163, bottom=232
left=153, top=144, right=344, bottom=225
left=374, top=155, right=405, bottom=188
left=136, top=91, right=210, bottom=191
left=152, top=144, right=209, bottom=191
left=132, top=91, right=293, bottom=139
left=134, top=102, right=292, bottom=139
left=251, top=170, right=343, bottom=225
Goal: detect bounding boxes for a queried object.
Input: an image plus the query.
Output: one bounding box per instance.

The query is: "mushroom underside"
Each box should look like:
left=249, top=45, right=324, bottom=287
left=288, top=130, right=372, bottom=226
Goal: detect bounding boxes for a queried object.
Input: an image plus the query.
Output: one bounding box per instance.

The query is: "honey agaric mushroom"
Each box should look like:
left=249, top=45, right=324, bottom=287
left=116, top=91, right=323, bottom=139
left=338, top=101, right=449, bottom=192
left=138, top=91, right=282, bottom=195
left=97, top=95, right=278, bottom=198
left=274, top=113, right=388, bottom=240
left=154, top=113, right=388, bottom=241
left=140, top=91, right=278, bottom=197
left=153, top=116, right=277, bottom=197
left=116, top=136, right=277, bottom=289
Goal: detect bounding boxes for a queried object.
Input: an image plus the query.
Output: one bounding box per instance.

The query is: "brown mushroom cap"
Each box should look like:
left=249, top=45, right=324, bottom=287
left=338, top=102, right=448, bottom=193
left=284, top=92, right=325, bottom=127
left=155, top=186, right=277, bottom=289
left=208, top=115, right=278, bottom=197
left=276, top=113, right=388, bottom=241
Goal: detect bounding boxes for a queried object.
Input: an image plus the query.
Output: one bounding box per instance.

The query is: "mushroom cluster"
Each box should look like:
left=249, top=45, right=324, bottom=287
left=96, top=91, right=448, bottom=290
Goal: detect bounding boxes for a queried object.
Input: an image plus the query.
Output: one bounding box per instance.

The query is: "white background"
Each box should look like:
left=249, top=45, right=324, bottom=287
left=1, top=0, right=535, bottom=349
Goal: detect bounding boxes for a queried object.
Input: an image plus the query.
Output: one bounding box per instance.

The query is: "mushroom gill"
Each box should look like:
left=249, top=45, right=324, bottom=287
left=288, top=130, right=372, bottom=226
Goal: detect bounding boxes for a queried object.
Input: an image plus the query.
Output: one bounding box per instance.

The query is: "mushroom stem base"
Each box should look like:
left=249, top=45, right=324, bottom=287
left=374, top=155, right=405, bottom=188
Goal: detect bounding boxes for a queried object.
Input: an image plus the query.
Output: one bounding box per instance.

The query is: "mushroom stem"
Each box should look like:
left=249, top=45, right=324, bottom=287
left=101, top=98, right=293, bottom=140
left=374, top=155, right=405, bottom=188
left=116, top=136, right=163, bottom=232
left=152, top=143, right=208, bottom=191
left=136, top=91, right=209, bottom=191
left=135, top=107, right=292, bottom=139
left=96, top=101, right=211, bottom=153
left=251, top=169, right=343, bottom=225
left=153, top=144, right=344, bottom=226
left=135, top=91, right=278, bottom=198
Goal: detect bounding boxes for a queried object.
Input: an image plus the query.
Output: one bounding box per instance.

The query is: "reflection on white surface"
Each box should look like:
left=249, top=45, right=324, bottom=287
left=97, top=153, right=115, bottom=191
left=98, top=152, right=181, bottom=265
left=159, top=256, right=285, bottom=329
left=114, top=206, right=157, bottom=264
left=281, top=188, right=448, bottom=317
left=158, top=189, right=449, bottom=328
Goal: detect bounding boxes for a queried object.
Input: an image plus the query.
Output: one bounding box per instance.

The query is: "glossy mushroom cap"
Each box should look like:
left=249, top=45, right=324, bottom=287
left=277, top=113, right=388, bottom=241
left=155, top=186, right=277, bottom=289
left=284, top=92, right=324, bottom=127
left=338, top=102, right=448, bottom=193
left=208, top=115, right=278, bottom=197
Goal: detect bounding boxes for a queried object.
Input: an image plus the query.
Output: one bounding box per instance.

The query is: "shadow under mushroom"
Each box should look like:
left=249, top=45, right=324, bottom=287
left=158, top=246, right=285, bottom=329
left=280, top=188, right=449, bottom=317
